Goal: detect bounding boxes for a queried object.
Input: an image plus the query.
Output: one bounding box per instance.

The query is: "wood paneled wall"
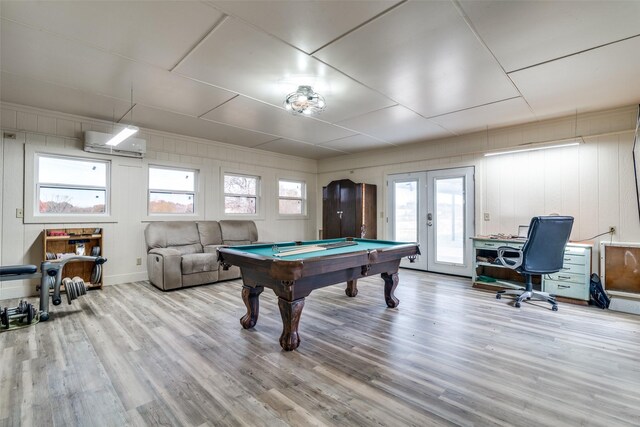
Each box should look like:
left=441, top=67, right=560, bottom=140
left=317, top=105, right=640, bottom=273
left=0, top=103, right=318, bottom=299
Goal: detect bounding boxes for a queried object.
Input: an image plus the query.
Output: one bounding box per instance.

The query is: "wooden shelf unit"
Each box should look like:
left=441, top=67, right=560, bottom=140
left=42, top=228, right=104, bottom=289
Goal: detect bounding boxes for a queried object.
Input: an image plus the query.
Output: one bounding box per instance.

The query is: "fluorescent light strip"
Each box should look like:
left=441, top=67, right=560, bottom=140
left=484, top=142, right=580, bottom=157
left=106, top=126, right=138, bottom=146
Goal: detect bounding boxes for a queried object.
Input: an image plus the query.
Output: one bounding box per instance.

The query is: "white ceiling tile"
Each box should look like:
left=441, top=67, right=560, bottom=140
left=209, top=1, right=400, bottom=54
left=130, top=105, right=277, bottom=148
left=338, top=106, right=453, bottom=145
left=174, top=17, right=394, bottom=121
left=0, top=20, right=236, bottom=117
left=460, top=0, right=640, bottom=72
left=430, top=97, right=536, bottom=134
left=510, top=37, right=640, bottom=118
left=0, top=1, right=223, bottom=69
left=202, top=96, right=355, bottom=144
left=318, top=134, right=395, bottom=153
left=0, top=71, right=132, bottom=124
left=254, top=138, right=347, bottom=160
left=315, top=1, right=518, bottom=118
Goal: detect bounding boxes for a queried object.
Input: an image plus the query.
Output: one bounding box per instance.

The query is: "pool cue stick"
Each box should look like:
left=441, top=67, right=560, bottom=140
left=274, top=244, right=321, bottom=253
left=273, top=246, right=328, bottom=257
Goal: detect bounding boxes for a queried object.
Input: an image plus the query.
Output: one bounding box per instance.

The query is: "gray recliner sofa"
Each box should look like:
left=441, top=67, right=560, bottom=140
left=144, top=220, right=258, bottom=290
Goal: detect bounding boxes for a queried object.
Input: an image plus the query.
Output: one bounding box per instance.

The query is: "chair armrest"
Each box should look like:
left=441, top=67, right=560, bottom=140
left=495, top=246, right=523, bottom=270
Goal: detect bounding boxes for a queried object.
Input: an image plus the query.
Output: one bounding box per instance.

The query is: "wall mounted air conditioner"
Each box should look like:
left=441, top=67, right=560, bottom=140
left=83, top=130, right=146, bottom=158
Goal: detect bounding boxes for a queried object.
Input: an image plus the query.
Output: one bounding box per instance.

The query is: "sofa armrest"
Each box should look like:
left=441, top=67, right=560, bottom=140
left=147, top=248, right=182, bottom=290
left=149, top=247, right=181, bottom=257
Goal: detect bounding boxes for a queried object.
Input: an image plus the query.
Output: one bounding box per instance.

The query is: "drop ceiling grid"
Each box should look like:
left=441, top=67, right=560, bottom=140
left=313, top=1, right=519, bottom=119
left=0, top=0, right=224, bottom=70
left=208, top=0, right=402, bottom=55
left=131, top=104, right=279, bottom=148
left=509, top=36, right=640, bottom=119
left=459, top=0, right=640, bottom=73
left=254, top=138, right=349, bottom=160
left=201, top=96, right=355, bottom=144
left=174, top=15, right=396, bottom=122
left=0, top=18, right=239, bottom=119
left=337, top=105, right=454, bottom=145
left=0, top=71, right=133, bottom=124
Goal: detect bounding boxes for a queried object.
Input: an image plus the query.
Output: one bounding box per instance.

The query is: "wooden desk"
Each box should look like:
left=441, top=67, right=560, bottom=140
left=471, top=237, right=592, bottom=303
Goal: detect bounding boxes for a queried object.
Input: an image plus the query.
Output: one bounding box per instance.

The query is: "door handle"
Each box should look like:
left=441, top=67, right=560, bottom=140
left=427, top=212, right=433, bottom=226
left=337, top=210, right=343, bottom=219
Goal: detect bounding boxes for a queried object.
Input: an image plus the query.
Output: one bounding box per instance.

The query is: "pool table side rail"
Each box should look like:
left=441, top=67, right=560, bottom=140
left=217, top=242, right=420, bottom=282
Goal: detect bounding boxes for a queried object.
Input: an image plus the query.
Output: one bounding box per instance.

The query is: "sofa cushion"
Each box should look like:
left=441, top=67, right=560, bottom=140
left=197, top=221, right=223, bottom=246
left=181, top=253, right=218, bottom=275
left=219, top=220, right=258, bottom=245
left=145, top=221, right=201, bottom=250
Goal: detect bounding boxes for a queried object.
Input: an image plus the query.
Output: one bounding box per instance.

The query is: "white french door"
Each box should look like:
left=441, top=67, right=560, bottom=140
left=388, top=167, right=475, bottom=276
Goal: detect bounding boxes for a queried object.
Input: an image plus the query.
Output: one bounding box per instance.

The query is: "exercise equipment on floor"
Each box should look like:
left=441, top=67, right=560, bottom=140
left=0, top=300, right=38, bottom=330
left=0, top=255, right=107, bottom=330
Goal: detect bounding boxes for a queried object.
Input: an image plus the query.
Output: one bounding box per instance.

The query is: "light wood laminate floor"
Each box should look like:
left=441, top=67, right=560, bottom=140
left=1, top=269, right=639, bottom=426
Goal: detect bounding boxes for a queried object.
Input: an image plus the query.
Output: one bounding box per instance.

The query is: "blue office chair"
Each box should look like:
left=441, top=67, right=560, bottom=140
left=495, top=216, right=574, bottom=311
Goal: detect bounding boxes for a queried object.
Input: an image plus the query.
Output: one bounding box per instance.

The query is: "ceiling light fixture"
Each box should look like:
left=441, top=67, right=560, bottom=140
left=284, top=85, right=326, bottom=115
left=106, top=125, right=139, bottom=146
left=484, top=138, right=583, bottom=157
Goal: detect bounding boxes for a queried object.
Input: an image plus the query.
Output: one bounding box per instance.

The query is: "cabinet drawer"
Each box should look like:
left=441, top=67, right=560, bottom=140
left=544, top=280, right=589, bottom=300
left=562, top=253, right=585, bottom=265
left=547, top=272, right=584, bottom=284
left=559, top=262, right=585, bottom=274
left=565, top=246, right=589, bottom=255
left=474, top=241, right=523, bottom=250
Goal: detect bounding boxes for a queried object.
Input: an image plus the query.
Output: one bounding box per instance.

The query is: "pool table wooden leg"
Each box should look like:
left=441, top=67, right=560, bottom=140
left=345, top=280, right=358, bottom=297
left=278, top=297, right=305, bottom=351
left=382, top=272, right=400, bottom=308
left=240, top=285, right=264, bottom=329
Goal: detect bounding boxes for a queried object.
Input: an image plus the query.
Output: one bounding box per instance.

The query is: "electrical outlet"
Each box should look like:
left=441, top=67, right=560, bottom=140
left=483, top=213, right=490, bottom=221
left=609, top=226, right=616, bottom=234
left=16, top=208, right=23, bottom=218
left=136, top=257, right=142, bottom=265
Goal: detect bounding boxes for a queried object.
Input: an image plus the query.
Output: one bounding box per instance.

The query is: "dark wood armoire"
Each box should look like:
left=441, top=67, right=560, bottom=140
left=322, top=179, right=377, bottom=239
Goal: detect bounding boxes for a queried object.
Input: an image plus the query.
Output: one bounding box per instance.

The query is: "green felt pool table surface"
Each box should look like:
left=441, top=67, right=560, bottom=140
left=226, top=238, right=410, bottom=259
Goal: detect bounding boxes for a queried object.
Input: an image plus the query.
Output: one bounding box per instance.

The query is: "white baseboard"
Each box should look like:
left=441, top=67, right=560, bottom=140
left=103, top=272, right=148, bottom=286
left=0, top=272, right=149, bottom=302
left=609, top=296, right=640, bottom=315
left=0, top=280, right=38, bottom=300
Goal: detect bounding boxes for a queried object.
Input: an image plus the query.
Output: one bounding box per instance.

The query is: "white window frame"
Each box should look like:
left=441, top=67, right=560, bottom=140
left=277, top=178, right=307, bottom=218
left=25, top=146, right=114, bottom=223
left=222, top=171, right=262, bottom=218
left=147, top=165, right=198, bottom=216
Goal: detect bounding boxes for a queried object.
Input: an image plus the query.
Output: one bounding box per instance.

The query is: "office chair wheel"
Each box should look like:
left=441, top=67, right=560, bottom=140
left=552, top=305, right=558, bottom=311
left=515, top=302, right=521, bottom=308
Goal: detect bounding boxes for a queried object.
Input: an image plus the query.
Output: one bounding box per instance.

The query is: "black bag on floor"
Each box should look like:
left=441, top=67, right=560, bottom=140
left=590, top=273, right=610, bottom=309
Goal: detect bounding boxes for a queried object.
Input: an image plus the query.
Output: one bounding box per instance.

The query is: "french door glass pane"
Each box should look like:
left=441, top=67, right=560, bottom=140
left=394, top=181, right=417, bottom=242
left=435, top=177, right=464, bottom=264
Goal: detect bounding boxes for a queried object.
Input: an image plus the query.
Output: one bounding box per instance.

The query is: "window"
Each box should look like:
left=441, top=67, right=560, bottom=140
left=148, top=166, right=196, bottom=214
left=224, top=173, right=259, bottom=214
left=36, top=154, right=109, bottom=215
left=278, top=179, right=306, bottom=215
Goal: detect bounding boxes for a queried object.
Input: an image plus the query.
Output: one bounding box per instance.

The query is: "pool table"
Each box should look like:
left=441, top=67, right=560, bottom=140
left=217, top=238, right=420, bottom=351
